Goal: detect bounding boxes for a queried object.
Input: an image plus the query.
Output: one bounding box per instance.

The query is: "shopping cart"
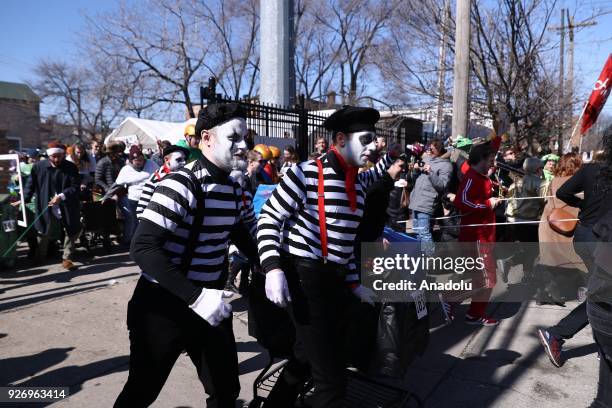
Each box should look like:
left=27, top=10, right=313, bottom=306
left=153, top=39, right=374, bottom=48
left=248, top=356, right=422, bottom=407
left=80, top=197, right=118, bottom=253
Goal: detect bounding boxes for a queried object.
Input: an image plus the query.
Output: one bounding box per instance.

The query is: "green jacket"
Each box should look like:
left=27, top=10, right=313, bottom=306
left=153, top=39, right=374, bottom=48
left=176, top=140, right=203, bottom=163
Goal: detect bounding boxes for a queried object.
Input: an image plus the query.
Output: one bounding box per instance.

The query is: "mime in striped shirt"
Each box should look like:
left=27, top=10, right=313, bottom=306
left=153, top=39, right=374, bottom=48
left=115, top=103, right=258, bottom=408
left=135, top=144, right=190, bottom=218
left=257, top=106, right=403, bottom=408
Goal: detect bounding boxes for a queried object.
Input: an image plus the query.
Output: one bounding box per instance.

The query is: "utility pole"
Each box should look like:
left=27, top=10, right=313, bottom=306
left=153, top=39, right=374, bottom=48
left=549, top=11, right=597, bottom=152
left=76, top=87, right=83, bottom=140
left=260, top=0, right=292, bottom=106
left=451, top=0, right=471, bottom=139
left=558, top=8, right=565, bottom=155
left=435, top=0, right=450, bottom=138
left=288, top=0, right=296, bottom=106
left=566, top=9, right=574, bottom=120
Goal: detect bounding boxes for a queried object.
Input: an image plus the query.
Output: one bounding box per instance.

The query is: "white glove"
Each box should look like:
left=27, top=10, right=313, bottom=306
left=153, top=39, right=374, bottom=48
left=265, top=269, right=291, bottom=308
left=189, top=289, right=234, bottom=326
left=352, top=285, right=376, bottom=306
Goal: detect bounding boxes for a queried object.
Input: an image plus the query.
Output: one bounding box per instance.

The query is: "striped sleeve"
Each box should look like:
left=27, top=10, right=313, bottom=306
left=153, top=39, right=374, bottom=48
left=241, top=189, right=257, bottom=238
left=345, top=253, right=359, bottom=285
left=136, top=174, right=157, bottom=218
left=455, top=177, right=491, bottom=213
left=257, top=165, right=307, bottom=273
left=139, top=171, right=195, bottom=233
left=358, top=153, right=393, bottom=189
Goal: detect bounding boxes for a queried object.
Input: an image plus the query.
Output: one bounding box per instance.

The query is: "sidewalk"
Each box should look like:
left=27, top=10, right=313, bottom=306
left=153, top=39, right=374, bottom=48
left=0, top=247, right=598, bottom=407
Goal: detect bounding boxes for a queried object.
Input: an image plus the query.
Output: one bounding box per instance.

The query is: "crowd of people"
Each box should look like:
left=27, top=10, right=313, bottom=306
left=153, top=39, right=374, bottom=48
left=10, top=123, right=300, bottom=271
left=7, top=102, right=612, bottom=407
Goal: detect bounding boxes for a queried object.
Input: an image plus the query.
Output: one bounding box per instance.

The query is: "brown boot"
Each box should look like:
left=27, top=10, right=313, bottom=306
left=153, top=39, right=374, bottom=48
left=62, top=259, right=77, bottom=271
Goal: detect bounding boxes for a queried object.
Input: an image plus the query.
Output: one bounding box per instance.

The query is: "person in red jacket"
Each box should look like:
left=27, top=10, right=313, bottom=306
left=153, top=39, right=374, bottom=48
left=453, top=142, right=501, bottom=326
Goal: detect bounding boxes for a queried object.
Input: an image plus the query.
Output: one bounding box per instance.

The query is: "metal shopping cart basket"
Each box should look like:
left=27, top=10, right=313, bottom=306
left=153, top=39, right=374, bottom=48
left=249, top=356, right=422, bottom=408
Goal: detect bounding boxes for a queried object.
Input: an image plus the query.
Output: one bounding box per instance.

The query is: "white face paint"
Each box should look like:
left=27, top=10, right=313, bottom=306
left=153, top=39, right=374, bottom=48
left=166, top=151, right=186, bottom=171
left=211, top=118, right=248, bottom=171
left=337, top=131, right=376, bottom=166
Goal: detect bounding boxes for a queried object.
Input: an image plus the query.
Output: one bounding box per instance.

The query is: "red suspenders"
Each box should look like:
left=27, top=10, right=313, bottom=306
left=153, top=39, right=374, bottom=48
left=316, top=159, right=328, bottom=263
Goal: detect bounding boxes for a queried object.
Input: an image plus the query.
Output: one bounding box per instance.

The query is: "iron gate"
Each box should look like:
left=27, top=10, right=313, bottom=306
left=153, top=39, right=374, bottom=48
left=200, top=78, right=401, bottom=161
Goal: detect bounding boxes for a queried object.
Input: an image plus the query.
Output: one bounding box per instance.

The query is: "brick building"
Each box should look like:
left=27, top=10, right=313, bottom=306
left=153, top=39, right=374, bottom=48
left=0, top=81, right=42, bottom=150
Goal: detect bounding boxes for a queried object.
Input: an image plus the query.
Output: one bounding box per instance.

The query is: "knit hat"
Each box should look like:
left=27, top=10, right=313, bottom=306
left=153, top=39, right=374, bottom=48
left=454, top=135, right=473, bottom=149
left=541, top=153, right=560, bottom=162
left=46, top=140, right=66, bottom=156
left=128, top=145, right=143, bottom=160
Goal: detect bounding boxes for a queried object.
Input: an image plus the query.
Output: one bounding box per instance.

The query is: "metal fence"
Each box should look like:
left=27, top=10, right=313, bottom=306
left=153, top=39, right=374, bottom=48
left=200, top=78, right=408, bottom=160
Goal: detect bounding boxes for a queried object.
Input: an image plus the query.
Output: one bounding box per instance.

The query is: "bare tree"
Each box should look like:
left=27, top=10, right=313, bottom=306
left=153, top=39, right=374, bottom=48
left=196, top=0, right=260, bottom=100
left=84, top=0, right=211, bottom=118
left=375, top=0, right=452, bottom=106
left=469, top=0, right=558, bottom=152
left=293, top=0, right=341, bottom=102
left=376, top=0, right=562, bottom=152
left=32, top=59, right=126, bottom=139
left=317, top=0, right=399, bottom=105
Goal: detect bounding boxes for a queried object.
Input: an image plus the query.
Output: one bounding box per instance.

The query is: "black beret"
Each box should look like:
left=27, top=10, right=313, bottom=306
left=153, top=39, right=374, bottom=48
left=195, top=103, right=247, bottom=136
left=323, top=105, right=380, bottom=134
left=162, top=144, right=190, bottom=158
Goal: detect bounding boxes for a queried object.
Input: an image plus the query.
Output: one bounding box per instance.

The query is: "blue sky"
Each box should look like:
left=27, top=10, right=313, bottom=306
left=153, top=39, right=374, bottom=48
left=1, top=0, right=610, bottom=116
left=0, top=0, right=114, bottom=82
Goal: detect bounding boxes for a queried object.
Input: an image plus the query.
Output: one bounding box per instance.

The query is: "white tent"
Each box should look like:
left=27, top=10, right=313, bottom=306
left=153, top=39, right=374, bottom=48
left=104, top=117, right=193, bottom=151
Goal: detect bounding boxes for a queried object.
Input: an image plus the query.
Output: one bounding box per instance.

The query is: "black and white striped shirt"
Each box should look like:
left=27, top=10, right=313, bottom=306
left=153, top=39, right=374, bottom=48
left=136, top=167, right=171, bottom=218
left=257, top=151, right=392, bottom=283
left=242, top=188, right=257, bottom=238
left=139, top=157, right=256, bottom=285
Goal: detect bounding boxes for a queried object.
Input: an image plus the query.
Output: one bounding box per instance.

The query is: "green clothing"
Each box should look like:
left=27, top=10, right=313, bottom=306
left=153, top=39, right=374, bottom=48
left=454, top=135, right=473, bottom=150
left=176, top=140, right=203, bottom=163
left=544, top=169, right=555, bottom=183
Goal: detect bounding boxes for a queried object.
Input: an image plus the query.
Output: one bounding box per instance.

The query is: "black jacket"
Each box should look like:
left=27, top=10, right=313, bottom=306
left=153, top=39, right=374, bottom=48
left=24, top=159, right=81, bottom=236
left=557, top=163, right=602, bottom=227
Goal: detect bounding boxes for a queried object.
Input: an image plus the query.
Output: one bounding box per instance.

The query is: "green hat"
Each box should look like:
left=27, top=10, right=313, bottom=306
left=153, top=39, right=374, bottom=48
left=455, top=135, right=473, bottom=149
left=542, top=153, right=560, bottom=162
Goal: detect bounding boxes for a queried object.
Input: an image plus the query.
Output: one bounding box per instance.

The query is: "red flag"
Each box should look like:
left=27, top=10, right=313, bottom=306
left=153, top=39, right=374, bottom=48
left=581, top=54, right=612, bottom=135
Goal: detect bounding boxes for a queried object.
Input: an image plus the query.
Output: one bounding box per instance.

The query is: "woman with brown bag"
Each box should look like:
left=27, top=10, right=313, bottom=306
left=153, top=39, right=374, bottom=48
left=538, top=153, right=586, bottom=276
left=537, top=152, right=605, bottom=368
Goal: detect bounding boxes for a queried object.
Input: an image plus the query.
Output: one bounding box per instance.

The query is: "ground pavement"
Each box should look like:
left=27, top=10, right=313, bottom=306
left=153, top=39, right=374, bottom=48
left=0, top=246, right=599, bottom=407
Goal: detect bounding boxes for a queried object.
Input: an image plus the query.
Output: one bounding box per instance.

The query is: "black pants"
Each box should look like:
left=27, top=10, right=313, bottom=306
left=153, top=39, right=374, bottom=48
left=587, top=301, right=612, bottom=407
left=114, top=278, right=239, bottom=408
left=574, top=224, right=596, bottom=276
left=549, top=301, right=588, bottom=340
left=513, top=224, right=539, bottom=275
left=267, top=255, right=352, bottom=408
left=547, top=225, right=595, bottom=340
